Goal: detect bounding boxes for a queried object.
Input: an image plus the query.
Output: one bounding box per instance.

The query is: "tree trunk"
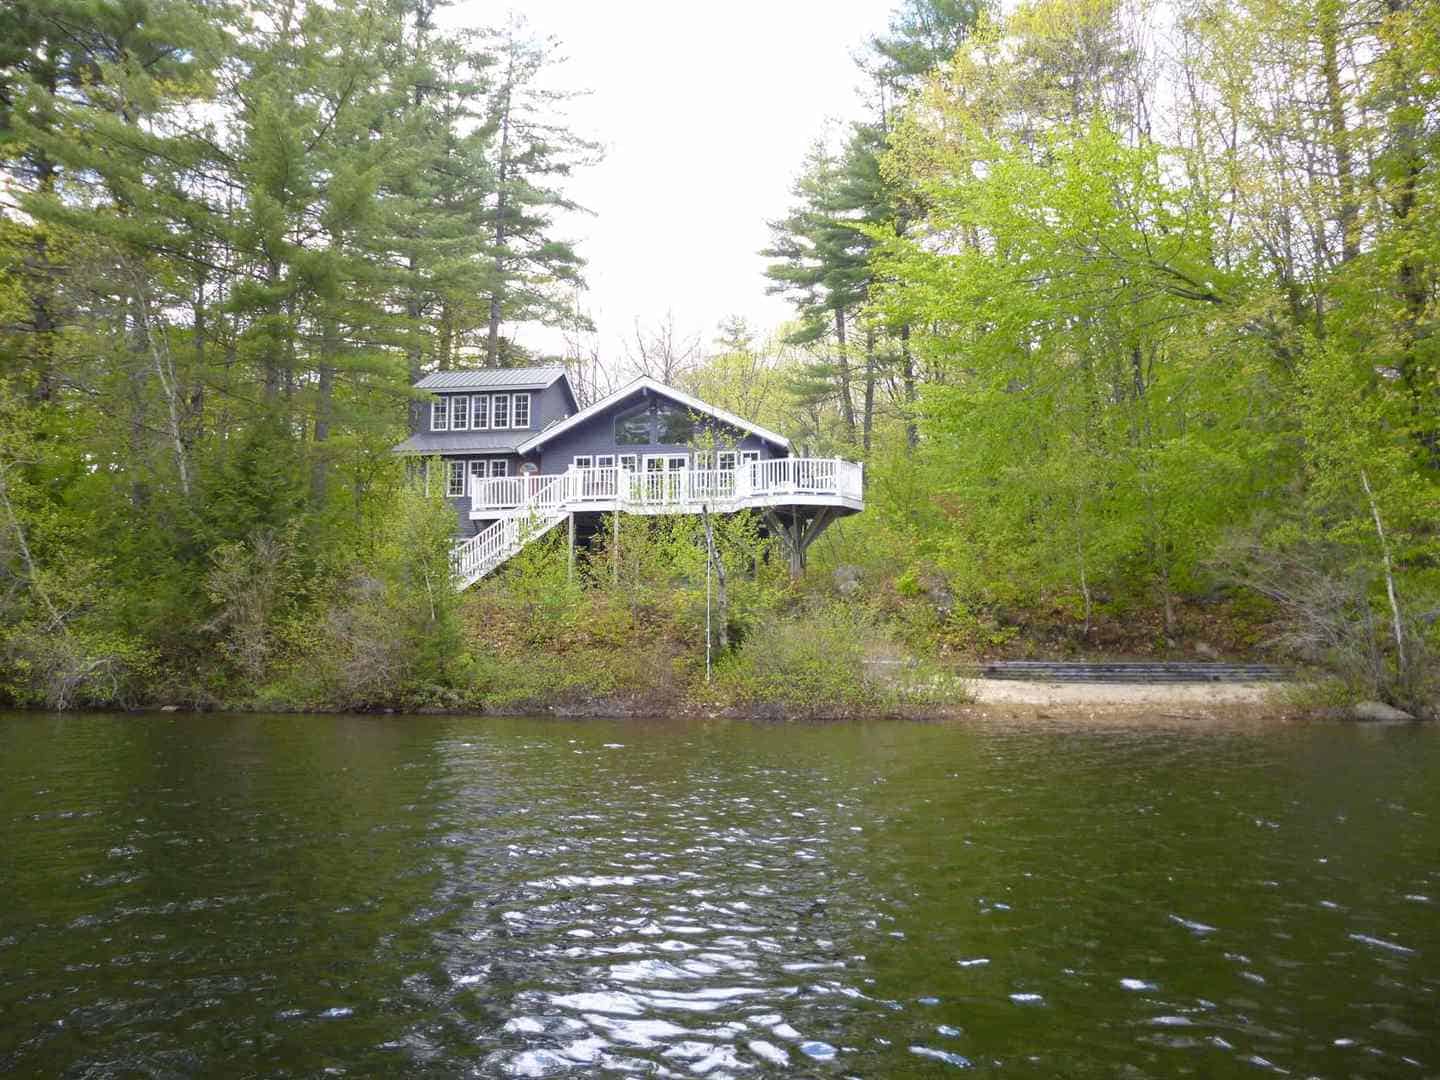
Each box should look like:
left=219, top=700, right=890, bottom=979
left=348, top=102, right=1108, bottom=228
left=189, top=271, right=206, bottom=442
left=1381, top=0, right=1437, bottom=466
left=901, top=323, right=918, bottom=451
left=862, top=326, right=876, bottom=454
left=833, top=307, right=856, bottom=441
left=1319, top=0, right=1359, bottom=265
left=312, top=316, right=336, bottom=501
left=487, top=73, right=513, bottom=366
left=263, top=258, right=282, bottom=402
left=1360, top=468, right=1407, bottom=685
left=406, top=253, right=425, bottom=431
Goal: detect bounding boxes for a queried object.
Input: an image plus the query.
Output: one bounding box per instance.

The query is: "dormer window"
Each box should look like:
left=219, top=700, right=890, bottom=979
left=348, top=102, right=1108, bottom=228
left=431, top=392, right=532, bottom=432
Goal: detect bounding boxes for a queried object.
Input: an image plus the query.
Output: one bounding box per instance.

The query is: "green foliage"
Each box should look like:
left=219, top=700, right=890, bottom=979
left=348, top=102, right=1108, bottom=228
left=712, top=602, right=968, bottom=717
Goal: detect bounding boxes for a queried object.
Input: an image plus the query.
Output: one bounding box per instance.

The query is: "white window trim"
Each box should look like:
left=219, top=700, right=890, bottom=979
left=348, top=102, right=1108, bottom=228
left=473, top=394, right=490, bottom=430
left=573, top=455, right=594, bottom=469
left=445, top=459, right=467, bottom=497
left=492, top=393, right=511, bottom=429
left=716, top=450, right=739, bottom=471
left=431, top=396, right=450, bottom=432
left=452, top=395, right=470, bottom=431
left=512, top=392, right=531, bottom=429
left=618, top=454, right=638, bottom=472
left=489, top=459, right=508, bottom=478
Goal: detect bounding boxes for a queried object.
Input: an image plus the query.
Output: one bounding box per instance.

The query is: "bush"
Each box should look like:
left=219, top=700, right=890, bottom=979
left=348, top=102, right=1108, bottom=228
left=712, top=602, right=968, bottom=717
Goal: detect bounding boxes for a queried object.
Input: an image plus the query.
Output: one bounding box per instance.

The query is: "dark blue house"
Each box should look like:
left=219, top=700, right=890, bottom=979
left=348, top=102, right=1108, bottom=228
left=394, top=368, right=863, bottom=585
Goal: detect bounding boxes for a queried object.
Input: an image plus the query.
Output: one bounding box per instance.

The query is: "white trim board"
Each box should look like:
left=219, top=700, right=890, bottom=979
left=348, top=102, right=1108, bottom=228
left=514, top=376, right=791, bottom=456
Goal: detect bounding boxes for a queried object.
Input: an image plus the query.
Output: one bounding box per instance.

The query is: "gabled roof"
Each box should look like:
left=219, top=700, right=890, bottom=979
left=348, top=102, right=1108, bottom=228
left=415, top=366, right=569, bottom=392
left=515, top=376, right=791, bottom=455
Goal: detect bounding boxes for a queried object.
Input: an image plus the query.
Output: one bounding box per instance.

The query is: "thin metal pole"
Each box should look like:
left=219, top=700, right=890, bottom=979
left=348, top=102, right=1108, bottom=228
left=704, top=503, right=712, bottom=684
left=612, top=509, right=620, bottom=586
left=567, top=512, right=575, bottom=583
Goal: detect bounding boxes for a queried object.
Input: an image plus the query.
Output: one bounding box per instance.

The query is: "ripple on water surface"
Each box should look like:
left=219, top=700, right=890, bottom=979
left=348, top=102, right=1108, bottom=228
left=0, top=712, right=1437, bottom=1077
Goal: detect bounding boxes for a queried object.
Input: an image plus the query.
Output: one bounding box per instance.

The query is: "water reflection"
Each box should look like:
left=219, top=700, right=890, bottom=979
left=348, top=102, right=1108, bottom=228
left=1, top=712, right=1437, bottom=1076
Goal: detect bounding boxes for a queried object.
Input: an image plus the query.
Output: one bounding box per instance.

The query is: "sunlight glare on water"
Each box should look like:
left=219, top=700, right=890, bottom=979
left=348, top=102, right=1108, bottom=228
left=1, top=712, right=1437, bottom=1076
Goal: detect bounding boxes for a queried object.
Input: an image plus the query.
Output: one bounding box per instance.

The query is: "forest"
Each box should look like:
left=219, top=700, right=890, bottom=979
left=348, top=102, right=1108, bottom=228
left=1, top=0, right=1437, bottom=716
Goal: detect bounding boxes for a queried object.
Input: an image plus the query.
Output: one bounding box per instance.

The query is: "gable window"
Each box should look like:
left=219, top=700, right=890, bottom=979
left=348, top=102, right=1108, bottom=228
left=512, top=393, right=530, bottom=428
left=492, top=393, right=510, bottom=429
left=446, top=459, right=466, bottom=497
left=451, top=395, right=470, bottom=430
left=473, top=394, right=490, bottom=429
left=431, top=396, right=450, bottom=431
left=656, top=402, right=696, bottom=443
left=616, top=403, right=651, bottom=445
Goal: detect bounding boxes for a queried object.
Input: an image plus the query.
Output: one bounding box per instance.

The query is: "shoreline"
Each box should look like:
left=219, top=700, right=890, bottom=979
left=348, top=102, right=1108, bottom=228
left=15, top=678, right=1425, bottom=725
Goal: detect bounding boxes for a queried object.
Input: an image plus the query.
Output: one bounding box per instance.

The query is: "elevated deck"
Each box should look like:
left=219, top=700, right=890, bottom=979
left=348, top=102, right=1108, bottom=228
left=452, top=458, right=863, bottom=588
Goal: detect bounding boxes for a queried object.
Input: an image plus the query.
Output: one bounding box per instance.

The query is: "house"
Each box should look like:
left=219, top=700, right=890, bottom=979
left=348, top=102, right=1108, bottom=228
left=393, top=367, right=864, bottom=587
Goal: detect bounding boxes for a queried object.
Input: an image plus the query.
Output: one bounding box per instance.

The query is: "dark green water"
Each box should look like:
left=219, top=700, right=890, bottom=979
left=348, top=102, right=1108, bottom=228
left=1, top=713, right=1437, bottom=1078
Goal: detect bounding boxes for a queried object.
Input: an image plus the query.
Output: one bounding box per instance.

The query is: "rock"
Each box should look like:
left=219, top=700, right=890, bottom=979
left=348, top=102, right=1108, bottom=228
left=1351, top=700, right=1415, bottom=722
left=1193, top=641, right=1221, bottom=660
left=833, top=564, right=862, bottom=597
left=919, top=571, right=953, bottom=617
left=159, top=704, right=181, bottom=712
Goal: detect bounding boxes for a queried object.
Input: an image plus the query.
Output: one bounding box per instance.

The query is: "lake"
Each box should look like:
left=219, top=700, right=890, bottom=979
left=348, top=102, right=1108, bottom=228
left=1, top=712, right=1436, bottom=1076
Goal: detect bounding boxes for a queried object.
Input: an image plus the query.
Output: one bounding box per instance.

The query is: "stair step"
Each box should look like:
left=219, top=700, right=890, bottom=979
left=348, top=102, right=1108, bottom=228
left=967, top=661, right=1293, bottom=684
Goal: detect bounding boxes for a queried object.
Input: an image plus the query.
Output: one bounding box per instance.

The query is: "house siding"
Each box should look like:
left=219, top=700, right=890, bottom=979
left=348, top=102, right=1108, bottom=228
left=533, top=393, right=784, bottom=474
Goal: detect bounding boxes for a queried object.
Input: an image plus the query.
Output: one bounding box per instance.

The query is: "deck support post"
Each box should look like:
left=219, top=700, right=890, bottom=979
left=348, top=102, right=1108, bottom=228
left=764, top=506, right=838, bottom=580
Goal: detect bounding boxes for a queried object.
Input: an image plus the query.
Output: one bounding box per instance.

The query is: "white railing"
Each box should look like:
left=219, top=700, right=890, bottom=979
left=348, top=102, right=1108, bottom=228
left=452, top=503, right=569, bottom=587
left=456, top=457, right=863, bottom=586
left=470, top=458, right=864, bottom=515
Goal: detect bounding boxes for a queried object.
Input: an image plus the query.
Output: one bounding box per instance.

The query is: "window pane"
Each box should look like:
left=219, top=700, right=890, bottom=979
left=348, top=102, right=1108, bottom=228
left=619, top=454, right=638, bottom=471
left=595, top=455, right=615, bottom=467
left=493, top=394, right=510, bottom=428
left=512, top=393, right=530, bottom=428
left=473, top=394, right=489, bottom=429
left=657, top=403, right=695, bottom=443
left=717, top=451, right=738, bottom=471
left=446, top=460, right=466, bottom=496
left=432, top=396, right=450, bottom=431
left=615, top=408, right=650, bottom=445
left=574, top=456, right=593, bottom=469
left=489, top=459, right=508, bottom=477
left=452, top=395, right=470, bottom=430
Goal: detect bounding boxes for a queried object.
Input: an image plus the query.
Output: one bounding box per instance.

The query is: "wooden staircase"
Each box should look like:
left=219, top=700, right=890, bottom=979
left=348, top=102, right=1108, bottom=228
left=451, top=473, right=571, bottom=589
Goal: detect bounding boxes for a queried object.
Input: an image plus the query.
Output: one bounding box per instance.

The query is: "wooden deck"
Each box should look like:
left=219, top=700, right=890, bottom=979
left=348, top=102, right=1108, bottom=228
left=453, top=458, right=863, bottom=588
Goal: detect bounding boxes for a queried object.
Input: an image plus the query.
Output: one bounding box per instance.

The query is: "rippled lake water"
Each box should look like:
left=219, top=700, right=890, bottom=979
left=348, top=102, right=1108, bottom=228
left=1, top=712, right=1437, bottom=1077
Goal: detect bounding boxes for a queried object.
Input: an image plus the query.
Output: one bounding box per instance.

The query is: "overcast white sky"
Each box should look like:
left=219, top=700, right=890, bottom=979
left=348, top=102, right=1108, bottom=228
left=441, top=0, right=893, bottom=361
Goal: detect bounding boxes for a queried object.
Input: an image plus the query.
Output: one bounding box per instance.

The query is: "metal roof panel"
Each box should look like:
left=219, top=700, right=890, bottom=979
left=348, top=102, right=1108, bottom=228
left=414, top=367, right=567, bottom=391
